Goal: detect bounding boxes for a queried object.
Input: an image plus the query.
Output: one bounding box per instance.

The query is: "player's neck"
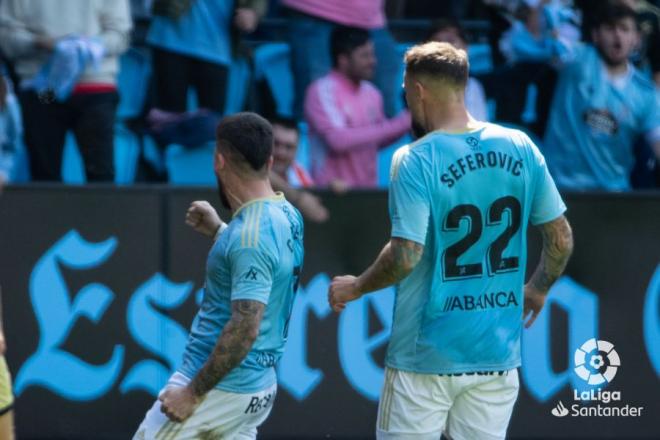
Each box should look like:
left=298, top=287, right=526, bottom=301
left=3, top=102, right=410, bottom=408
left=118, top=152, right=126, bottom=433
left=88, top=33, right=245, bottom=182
left=226, top=178, right=277, bottom=213
left=426, top=106, right=478, bottom=134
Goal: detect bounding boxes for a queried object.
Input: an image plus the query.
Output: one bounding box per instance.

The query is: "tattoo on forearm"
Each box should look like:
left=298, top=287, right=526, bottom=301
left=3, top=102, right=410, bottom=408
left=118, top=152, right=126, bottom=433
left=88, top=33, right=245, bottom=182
left=358, top=238, right=424, bottom=294
left=530, top=215, right=574, bottom=293
left=189, top=300, right=264, bottom=398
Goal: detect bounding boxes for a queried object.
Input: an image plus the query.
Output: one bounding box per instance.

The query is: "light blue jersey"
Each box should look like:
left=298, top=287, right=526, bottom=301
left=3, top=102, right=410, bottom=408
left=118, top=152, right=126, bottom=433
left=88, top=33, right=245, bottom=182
left=544, top=45, right=660, bottom=191
left=147, top=0, right=233, bottom=66
left=179, top=193, right=304, bottom=393
left=387, top=123, right=566, bottom=374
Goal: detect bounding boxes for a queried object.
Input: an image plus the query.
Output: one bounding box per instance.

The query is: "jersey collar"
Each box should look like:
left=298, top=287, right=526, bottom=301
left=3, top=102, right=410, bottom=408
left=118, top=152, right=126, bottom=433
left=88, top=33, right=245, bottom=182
left=233, top=192, right=285, bottom=218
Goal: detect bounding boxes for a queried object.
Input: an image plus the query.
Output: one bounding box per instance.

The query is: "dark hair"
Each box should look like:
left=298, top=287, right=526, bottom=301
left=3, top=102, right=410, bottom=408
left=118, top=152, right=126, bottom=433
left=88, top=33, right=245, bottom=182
left=269, top=115, right=299, bottom=132
left=405, top=42, right=469, bottom=87
left=331, top=26, right=371, bottom=67
left=592, top=1, right=637, bottom=30
left=215, top=112, right=273, bottom=175
left=427, top=19, right=467, bottom=44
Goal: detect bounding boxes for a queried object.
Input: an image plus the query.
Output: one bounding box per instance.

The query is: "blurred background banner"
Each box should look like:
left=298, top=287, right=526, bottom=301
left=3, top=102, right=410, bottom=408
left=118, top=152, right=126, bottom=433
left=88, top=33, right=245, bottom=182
left=0, top=187, right=658, bottom=439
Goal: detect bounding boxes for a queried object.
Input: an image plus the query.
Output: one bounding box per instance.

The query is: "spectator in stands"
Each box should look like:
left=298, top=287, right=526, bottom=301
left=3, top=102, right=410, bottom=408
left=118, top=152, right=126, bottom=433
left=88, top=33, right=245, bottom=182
left=544, top=1, right=660, bottom=190
left=271, top=115, right=314, bottom=187
left=480, top=0, right=579, bottom=136
left=304, top=27, right=411, bottom=189
left=147, top=0, right=267, bottom=114
left=281, top=0, right=400, bottom=118
left=499, top=0, right=580, bottom=65
left=605, top=0, right=660, bottom=87
left=0, top=68, right=20, bottom=189
left=0, top=0, right=132, bottom=182
left=268, top=116, right=330, bottom=223
left=482, top=0, right=528, bottom=66
left=627, top=0, right=660, bottom=87
left=428, top=19, right=489, bottom=121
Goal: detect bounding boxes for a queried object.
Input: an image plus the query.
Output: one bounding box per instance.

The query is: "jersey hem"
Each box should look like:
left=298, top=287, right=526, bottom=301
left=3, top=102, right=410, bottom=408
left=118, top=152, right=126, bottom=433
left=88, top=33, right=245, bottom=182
left=231, top=294, right=269, bottom=305
left=215, top=377, right=277, bottom=394
left=384, top=360, right=521, bottom=375
left=176, top=368, right=277, bottom=395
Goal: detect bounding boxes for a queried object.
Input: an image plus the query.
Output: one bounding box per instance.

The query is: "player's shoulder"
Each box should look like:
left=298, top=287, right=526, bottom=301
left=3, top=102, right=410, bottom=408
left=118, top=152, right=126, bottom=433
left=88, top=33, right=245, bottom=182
left=481, top=122, right=537, bottom=148
left=229, top=199, right=283, bottom=251
left=481, top=123, right=546, bottom=169
left=390, top=140, right=431, bottom=180
left=401, top=131, right=438, bottom=155
left=273, top=199, right=304, bottom=235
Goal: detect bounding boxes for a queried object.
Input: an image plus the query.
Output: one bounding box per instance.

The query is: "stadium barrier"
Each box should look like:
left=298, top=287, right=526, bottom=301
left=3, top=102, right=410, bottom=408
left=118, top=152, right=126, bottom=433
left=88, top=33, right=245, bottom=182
left=1, top=186, right=658, bottom=439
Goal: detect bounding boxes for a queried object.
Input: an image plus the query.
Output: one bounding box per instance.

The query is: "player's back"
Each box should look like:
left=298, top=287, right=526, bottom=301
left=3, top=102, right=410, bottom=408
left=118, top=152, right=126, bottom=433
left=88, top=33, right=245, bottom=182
left=387, top=123, right=565, bottom=374
left=179, top=194, right=304, bottom=393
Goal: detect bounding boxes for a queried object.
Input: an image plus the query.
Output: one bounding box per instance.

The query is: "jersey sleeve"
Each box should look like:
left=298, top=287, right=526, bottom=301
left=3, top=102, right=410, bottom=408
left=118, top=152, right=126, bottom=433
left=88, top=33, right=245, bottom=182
left=389, top=146, right=430, bottom=245
left=526, top=136, right=567, bottom=225
left=229, top=244, right=276, bottom=305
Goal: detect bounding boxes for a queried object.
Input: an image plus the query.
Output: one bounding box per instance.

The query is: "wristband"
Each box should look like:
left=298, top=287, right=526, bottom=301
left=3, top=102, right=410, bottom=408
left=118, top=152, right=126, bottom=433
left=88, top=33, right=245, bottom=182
left=214, top=222, right=228, bottom=241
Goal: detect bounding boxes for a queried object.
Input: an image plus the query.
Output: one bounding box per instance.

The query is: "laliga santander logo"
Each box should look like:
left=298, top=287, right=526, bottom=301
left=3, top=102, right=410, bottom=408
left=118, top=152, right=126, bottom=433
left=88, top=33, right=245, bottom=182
left=550, top=338, right=644, bottom=417
left=574, top=339, right=620, bottom=385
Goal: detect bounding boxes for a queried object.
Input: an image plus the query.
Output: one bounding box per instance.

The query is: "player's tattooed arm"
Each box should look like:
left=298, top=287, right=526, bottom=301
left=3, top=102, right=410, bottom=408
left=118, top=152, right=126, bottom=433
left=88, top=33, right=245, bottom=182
left=356, top=238, right=424, bottom=293
left=188, top=300, right=264, bottom=398
left=529, top=215, right=574, bottom=293
left=329, top=238, right=423, bottom=312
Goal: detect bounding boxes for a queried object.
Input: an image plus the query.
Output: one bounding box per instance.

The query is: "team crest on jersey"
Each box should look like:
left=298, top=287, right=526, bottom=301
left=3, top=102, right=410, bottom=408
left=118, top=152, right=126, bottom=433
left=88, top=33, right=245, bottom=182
left=465, top=136, right=480, bottom=150
left=583, top=109, right=619, bottom=136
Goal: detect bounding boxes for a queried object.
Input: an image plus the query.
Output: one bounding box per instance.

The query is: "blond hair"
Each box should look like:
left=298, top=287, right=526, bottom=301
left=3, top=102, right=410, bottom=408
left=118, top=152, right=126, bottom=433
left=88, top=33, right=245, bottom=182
left=404, top=42, right=469, bottom=87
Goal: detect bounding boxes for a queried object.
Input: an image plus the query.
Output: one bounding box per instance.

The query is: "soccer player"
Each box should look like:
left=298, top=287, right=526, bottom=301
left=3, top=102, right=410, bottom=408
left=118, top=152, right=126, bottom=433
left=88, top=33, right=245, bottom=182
left=329, top=42, right=574, bottom=440
left=0, top=287, right=15, bottom=440
left=133, top=112, right=304, bottom=439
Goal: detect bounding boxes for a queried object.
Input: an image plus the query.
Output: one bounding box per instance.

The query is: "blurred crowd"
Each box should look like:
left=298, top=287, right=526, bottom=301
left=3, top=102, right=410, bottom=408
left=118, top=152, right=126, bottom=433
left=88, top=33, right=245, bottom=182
left=0, top=0, right=658, bottom=219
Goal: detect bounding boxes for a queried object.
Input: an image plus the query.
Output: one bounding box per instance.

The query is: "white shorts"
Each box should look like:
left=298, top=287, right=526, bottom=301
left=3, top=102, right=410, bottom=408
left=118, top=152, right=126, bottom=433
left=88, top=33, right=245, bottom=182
left=133, top=372, right=276, bottom=440
left=376, top=367, right=519, bottom=440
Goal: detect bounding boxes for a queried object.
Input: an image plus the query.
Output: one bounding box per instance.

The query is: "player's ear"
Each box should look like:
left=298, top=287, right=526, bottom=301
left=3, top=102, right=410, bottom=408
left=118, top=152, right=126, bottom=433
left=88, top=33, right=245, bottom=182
left=266, top=155, right=274, bottom=172
left=214, top=148, right=226, bottom=174
left=415, top=80, right=425, bottom=100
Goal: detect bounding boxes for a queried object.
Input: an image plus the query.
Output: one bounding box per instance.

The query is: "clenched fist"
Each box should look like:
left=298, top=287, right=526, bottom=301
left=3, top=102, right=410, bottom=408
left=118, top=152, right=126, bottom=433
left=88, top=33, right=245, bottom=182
left=185, top=201, right=224, bottom=238
left=159, top=386, right=200, bottom=423
left=328, top=275, right=362, bottom=312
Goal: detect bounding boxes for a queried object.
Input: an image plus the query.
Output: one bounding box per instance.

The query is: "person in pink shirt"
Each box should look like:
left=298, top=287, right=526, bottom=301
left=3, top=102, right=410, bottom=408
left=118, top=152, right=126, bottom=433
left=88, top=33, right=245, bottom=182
left=304, top=27, right=411, bottom=188
left=281, top=0, right=400, bottom=119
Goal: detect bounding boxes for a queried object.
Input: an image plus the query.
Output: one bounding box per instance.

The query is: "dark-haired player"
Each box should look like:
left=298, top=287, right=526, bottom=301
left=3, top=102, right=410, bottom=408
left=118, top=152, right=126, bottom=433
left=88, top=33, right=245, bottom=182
left=134, top=112, right=304, bottom=439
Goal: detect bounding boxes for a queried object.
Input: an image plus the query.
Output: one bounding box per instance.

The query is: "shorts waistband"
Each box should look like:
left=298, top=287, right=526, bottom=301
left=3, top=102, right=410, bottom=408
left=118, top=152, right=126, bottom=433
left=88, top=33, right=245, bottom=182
left=438, top=370, right=509, bottom=377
